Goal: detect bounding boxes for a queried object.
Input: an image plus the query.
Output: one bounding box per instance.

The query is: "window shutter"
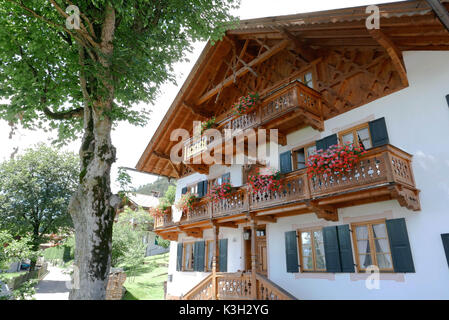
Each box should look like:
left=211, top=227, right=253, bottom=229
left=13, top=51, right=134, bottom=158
left=197, top=181, right=204, bottom=198
left=337, top=225, right=355, bottom=273
left=316, top=134, right=338, bottom=151
left=181, top=187, right=187, bottom=195
left=203, top=180, right=208, bottom=196
left=176, top=243, right=183, bottom=271
left=195, top=241, right=206, bottom=272
left=219, top=239, right=228, bottom=272
left=280, top=151, right=292, bottom=174
left=285, top=231, right=299, bottom=273
left=323, top=226, right=342, bottom=272
left=386, top=218, right=415, bottom=273
left=369, top=117, right=389, bottom=147
left=441, top=234, right=449, bottom=268
left=222, top=173, right=231, bottom=183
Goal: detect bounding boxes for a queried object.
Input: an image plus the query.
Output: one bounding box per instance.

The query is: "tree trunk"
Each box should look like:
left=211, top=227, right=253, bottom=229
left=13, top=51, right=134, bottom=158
left=68, top=104, right=120, bottom=300
left=68, top=5, right=118, bottom=300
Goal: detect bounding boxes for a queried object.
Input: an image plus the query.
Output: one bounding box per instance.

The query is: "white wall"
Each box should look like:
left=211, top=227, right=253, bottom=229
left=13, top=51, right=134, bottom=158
left=167, top=51, right=449, bottom=299
left=267, top=51, right=449, bottom=299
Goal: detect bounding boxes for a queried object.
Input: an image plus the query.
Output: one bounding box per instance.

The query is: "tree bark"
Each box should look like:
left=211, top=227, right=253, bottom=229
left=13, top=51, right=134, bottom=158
left=68, top=5, right=119, bottom=300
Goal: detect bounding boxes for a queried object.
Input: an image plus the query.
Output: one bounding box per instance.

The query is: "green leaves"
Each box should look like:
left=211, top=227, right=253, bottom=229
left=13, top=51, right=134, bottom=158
left=0, top=0, right=240, bottom=142
left=0, top=144, right=79, bottom=242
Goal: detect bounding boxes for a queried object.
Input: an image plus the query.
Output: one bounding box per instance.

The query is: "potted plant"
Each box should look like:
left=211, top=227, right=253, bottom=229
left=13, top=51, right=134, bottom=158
left=149, top=202, right=171, bottom=218
left=200, top=117, right=217, bottom=134
left=231, top=92, right=260, bottom=116
left=306, top=143, right=367, bottom=178
left=175, top=192, right=198, bottom=212
left=207, top=182, right=234, bottom=203
left=248, top=168, right=282, bottom=194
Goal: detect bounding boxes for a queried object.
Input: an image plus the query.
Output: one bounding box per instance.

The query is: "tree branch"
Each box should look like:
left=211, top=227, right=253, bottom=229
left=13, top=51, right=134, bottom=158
left=43, top=107, right=84, bottom=120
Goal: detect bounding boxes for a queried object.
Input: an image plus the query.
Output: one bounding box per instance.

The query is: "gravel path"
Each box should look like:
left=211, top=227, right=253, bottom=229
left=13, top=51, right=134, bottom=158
left=34, top=265, right=71, bottom=300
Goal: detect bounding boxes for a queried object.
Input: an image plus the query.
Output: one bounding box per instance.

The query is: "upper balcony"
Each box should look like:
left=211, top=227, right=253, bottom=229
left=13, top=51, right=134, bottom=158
left=155, top=144, right=420, bottom=235
left=183, top=81, right=324, bottom=164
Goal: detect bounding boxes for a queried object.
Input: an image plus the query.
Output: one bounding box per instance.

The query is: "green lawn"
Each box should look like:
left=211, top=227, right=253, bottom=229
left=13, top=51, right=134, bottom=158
left=122, top=252, right=169, bottom=300
left=0, top=271, right=26, bottom=281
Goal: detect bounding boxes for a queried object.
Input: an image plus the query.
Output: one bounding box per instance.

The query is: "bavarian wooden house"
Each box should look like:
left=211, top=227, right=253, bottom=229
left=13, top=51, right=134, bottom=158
left=137, top=0, right=449, bottom=299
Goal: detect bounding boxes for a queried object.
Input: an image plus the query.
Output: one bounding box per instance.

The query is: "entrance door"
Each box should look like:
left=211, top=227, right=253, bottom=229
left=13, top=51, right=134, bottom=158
left=243, top=226, right=268, bottom=276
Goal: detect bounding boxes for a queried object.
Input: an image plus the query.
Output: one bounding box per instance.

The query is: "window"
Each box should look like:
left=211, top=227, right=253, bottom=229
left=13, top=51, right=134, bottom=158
left=339, top=124, right=372, bottom=150
left=297, top=71, right=314, bottom=89
left=205, top=240, right=214, bottom=271
left=292, top=143, right=317, bottom=170
left=183, top=242, right=195, bottom=271
left=352, top=220, right=394, bottom=272
left=298, top=228, right=326, bottom=272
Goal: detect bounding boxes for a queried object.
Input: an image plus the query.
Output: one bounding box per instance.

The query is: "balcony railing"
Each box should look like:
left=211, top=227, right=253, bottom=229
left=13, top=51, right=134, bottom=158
left=153, top=207, right=174, bottom=229
left=155, top=144, right=419, bottom=230
left=183, top=81, right=323, bottom=162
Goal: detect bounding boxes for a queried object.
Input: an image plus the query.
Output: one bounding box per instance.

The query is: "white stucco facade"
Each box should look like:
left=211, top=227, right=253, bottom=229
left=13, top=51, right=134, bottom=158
left=165, top=51, right=449, bottom=299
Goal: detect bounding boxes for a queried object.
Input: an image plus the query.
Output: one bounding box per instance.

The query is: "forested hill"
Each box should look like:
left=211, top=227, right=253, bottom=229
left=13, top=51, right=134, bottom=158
left=136, top=177, right=177, bottom=196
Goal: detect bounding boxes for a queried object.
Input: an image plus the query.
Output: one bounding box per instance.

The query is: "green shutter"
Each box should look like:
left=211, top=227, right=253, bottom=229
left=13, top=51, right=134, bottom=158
left=386, top=218, right=415, bottom=273
left=181, top=187, right=187, bottom=195
left=176, top=243, right=183, bottom=271
left=219, top=239, right=228, bottom=272
left=369, top=117, right=389, bottom=147
left=441, top=234, right=449, bottom=268
left=285, top=231, right=299, bottom=273
left=194, top=241, right=205, bottom=272
left=280, top=151, right=292, bottom=174
left=203, top=180, right=208, bottom=196
left=197, top=181, right=204, bottom=198
left=323, top=226, right=342, bottom=272
left=316, top=134, right=338, bottom=151
left=337, top=225, right=355, bottom=273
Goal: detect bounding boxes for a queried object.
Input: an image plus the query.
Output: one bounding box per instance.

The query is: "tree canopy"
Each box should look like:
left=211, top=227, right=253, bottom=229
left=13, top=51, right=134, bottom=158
left=0, top=144, right=79, bottom=247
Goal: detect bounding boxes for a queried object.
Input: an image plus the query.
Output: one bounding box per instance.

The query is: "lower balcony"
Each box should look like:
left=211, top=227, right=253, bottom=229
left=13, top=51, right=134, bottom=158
left=155, top=144, right=420, bottom=238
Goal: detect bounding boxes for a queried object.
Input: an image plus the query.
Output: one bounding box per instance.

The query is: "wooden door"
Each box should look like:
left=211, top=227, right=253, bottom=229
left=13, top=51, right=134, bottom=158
left=256, top=227, right=268, bottom=276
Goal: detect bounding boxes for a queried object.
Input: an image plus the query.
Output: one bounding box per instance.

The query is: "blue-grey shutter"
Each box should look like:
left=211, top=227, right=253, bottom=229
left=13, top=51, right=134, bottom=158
left=195, top=241, right=205, bottom=272
left=386, top=218, right=415, bottom=273
left=203, top=180, right=208, bottom=196
left=316, top=134, right=338, bottom=151
left=222, top=173, right=231, bottom=183
left=285, top=231, right=299, bottom=273
left=280, top=151, right=292, bottom=174
left=337, top=225, right=355, bottom=272
left=441, top=234, right=449, bottom=268
left=323, top=226, right=342, bottom=272
left=219, top=239, right=228, bottom=272
left=176, top=243, right=183, bottom=271
left=197, top=181, right=204, bottom=198
left=181, top=187, right=187, bottom=195
left=369, top=117, right=389, bottom=147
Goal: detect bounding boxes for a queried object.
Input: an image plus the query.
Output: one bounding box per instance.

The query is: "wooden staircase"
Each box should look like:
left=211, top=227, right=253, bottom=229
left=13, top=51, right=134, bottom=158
left=182, top=272, right=296, bottom=300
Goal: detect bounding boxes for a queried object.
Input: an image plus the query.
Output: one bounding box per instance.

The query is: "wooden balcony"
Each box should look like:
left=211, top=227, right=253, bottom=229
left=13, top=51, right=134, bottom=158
left=156, top=144, right=420, bottom=233
left=182, top=272, right=296, bottom=300
left=153, top=207, right=174, bottom=229
left=183, top=81, right=323, bottom=163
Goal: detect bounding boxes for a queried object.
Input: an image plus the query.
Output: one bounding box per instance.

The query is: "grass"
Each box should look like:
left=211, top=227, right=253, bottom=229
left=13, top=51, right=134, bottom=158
left=122, top=252, right=169, bottom=300
left=0, top=271, right=26, bottom=281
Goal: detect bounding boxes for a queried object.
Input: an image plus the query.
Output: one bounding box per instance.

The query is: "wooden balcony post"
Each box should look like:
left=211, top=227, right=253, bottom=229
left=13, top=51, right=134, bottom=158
left=250, top=217, right=258, bottom=299
left=212, top=224, right=219, bottom=300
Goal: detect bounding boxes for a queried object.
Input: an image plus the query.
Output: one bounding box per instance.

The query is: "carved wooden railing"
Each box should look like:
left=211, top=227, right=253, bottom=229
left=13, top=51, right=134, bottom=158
left=255, top=273, right=297, bottom=300
left=182, top=273, right=214, bottom=300
left=183, top=272, right=296, bottom=300
left=154, top=207, right=173, bottom=229
left=212, top=187, right=249, bottom=218
left=183, top=81, right=323, bottom=161
left=165, top=145, right=419, bottom=227
left=249, top=170, right=310, bottom=211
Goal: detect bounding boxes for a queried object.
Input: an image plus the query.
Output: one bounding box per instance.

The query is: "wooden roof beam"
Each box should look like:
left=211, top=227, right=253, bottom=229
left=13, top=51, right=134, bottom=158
left=182, top=102, right=212, bottom=119
left=426, top=0, right=449, bottom=32
left=278, top=28, right=317, bottom=63
left=369, top=29, right=409, bottom=87
left=196, top=40, right=289, bottom=105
